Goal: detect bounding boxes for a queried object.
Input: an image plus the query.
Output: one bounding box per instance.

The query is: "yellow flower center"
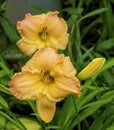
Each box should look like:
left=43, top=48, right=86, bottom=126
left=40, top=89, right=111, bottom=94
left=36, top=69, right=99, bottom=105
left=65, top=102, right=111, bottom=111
left=41, top=70, right=54, bottom=84
left=39, top=27, right=48, bottom=42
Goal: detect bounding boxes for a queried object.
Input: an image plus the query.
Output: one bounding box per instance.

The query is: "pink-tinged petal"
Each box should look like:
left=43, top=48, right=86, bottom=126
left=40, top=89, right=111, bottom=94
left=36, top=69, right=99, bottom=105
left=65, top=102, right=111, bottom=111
left=57, top=33, right=69, bottom=49
left=49, top=33, right=69, bottom=50
left=17, top=13, right=46, bottom=42
left=46, top=11, right=69, bottom=49
left=22, top=47, right=64, bottom=72
left=55, top=76, right=81, bottom=96
left=8, top=71, right=44, bottom=100
left=49, top=36, right=59, bottom=49
left=46, top=11, right=68, bottom=38
left=46, top=75, right=81, bottom=102
left=63, top=57, right=76, bottom=76
left=17, top=39, right=37, bottom=56
left=46, top=83, right=65, bottom=102
left=56, top=57, right=76, bottom=77
left=36, top=96, right=56, bottom=123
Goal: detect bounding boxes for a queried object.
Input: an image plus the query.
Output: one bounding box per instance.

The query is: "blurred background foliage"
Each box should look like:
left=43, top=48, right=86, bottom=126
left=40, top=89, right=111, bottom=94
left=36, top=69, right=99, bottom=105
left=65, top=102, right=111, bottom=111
left=0, top=0, right=114, bottom=130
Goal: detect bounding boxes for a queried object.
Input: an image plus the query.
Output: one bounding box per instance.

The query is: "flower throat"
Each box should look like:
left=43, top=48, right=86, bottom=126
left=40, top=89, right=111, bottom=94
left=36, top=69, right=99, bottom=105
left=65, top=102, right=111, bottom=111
left=39, top=27, right=48, bottom=42
left=41, top=70, right=54, bottom=83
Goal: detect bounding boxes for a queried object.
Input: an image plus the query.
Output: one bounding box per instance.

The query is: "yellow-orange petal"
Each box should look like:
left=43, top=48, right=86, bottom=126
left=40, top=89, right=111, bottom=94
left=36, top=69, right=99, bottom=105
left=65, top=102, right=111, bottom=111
left=49, top=33, right=69, bottom=50
left=56, top=57, right=76, bottom=77
left=46, top=11, right=69, bottom=49
left=63, top=57, right=76, bottom=76
left=8, top=71, right=44, bottom=100
left=47, top=11, right=67, bottom=39
left=17, top=13, right=46, bottom=41
left=46, top=75, right=81, bottom=102
left=36, top=96, right=56, bottom=123
left=17, top=39, right=37, bottom=56
left=55, top=75, right=81, bottom=96
left=57, top=33, right=69, bottom=49
left=22, top=47, right=64, bottom=72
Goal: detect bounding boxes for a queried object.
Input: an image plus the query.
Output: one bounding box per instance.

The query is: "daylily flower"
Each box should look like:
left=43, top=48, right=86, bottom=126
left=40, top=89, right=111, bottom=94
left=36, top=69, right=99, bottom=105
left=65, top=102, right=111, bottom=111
left=8, top=47, right=81, bottom=123
left=17, top=11, right=69, bottom=55
left=77, top=58, right=105, bottom=80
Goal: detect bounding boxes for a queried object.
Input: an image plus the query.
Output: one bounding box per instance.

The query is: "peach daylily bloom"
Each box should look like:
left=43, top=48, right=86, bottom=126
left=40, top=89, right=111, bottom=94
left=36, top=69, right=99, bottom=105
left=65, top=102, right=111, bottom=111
left=8, top=47, right=81, bottom=123
left=17, top=11, right=69, bottom=55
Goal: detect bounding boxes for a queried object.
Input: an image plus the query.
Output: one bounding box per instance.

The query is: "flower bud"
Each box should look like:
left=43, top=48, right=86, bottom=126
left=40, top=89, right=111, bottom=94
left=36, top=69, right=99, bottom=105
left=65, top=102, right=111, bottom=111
left=77, top=58, right=105, bottom=80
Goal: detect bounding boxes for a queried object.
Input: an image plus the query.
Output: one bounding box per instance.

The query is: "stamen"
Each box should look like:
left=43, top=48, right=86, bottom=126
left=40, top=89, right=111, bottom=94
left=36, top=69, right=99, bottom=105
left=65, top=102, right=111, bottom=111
left=39, top=27, right=48, bottom=42
left=41, top=70, right=54, bottom=83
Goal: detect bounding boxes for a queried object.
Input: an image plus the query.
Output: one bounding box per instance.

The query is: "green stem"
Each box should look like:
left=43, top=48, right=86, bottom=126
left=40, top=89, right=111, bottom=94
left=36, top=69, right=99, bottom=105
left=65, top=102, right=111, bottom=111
left=68, top=24, right=75, bottom=62
left=27, top=101, right=46, bottom=130
left=77, top=0, right=83, bottom=8
left=72, top=96, right=81, bottom=130
left=0, top=84, right=11, bottom=95
left=0, top=103, right=26, bottom=130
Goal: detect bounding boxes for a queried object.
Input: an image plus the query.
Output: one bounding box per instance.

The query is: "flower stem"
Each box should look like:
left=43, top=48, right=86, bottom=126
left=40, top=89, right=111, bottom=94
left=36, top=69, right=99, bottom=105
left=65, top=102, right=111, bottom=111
left=72, top=95, right=81, bottom=130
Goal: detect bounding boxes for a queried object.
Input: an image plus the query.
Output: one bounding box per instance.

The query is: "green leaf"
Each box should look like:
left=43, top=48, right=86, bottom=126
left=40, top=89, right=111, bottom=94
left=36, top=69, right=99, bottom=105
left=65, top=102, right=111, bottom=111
left=19, top=117, right=41, bottom=130
left=106, top=125, right=114, bottom=130
left=101, top=58, right=114, bottom=71
left=0, top=0, right=6, bottom=14
left=96, top=38, right=114, bottom=52
left=0, top=104, right=27, bottom=130
left=85, top=0, right=93, bottom=5
left=0, top=56, right=13, bottom=77
left=46, top=125, right=62, bottom=130
left=77, top=89, right=100, bottom=109
left=57, top=96, right=76, bottom=127
left=111, top=0, right=114, bottom=3
left=0, top=84, right=11, bottom=95
left=62, top=7, right=83, bottom=15
left=70, top=90, right=114, bottom=128
left=82, top=17, right=102, bottom=38
left=79, top=8, right=108, bottom=22
left=101, top=0, right=114, bottom=37
left=0, top=115, right=6, bottom=128
left=102, top=71, right=114, bottom=86
left=89, top=107, right=109, bottom=130
left=0, top=32, right=8, bottom=51
left=0, top=15, right=19, bottom=44
left=0, top=95, right=8, bottom=109
left=5, top=121, right=19, bottom=130
left=82, top=47, right=94, bottom=60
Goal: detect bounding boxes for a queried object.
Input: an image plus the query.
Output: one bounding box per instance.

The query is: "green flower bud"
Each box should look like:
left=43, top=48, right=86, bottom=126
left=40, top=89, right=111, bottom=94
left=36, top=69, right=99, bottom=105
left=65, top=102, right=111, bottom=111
left=78, top=58, right=105, bottom=80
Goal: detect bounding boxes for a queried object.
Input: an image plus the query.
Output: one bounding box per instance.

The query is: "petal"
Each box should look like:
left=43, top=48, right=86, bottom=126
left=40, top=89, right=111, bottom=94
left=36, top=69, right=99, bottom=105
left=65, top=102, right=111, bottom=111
left=22, top=47, right=64, bottom=72
left=55, top=76, right=81, bottom=96
left=57, top=33, right=69, bottom=49
left=46, top=11, right=68, bottom=39
left=8, top=71, right=44, bottom=100
left=56, top=57, right=76, bottom=77
left=46, top=11, right=69, bottom=49
left=63, top=57, right=76, bottom=76
left=17, top=13, right=46, bottom=42
left=49, top=33, right=69, bottom=50
left=46, top=74, right=81, bottom=102
left=46, top=83, right=65, bottom=102
left=36, top=96, right=56, bottom=123
left=17, top=39, right=37, bottom=56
